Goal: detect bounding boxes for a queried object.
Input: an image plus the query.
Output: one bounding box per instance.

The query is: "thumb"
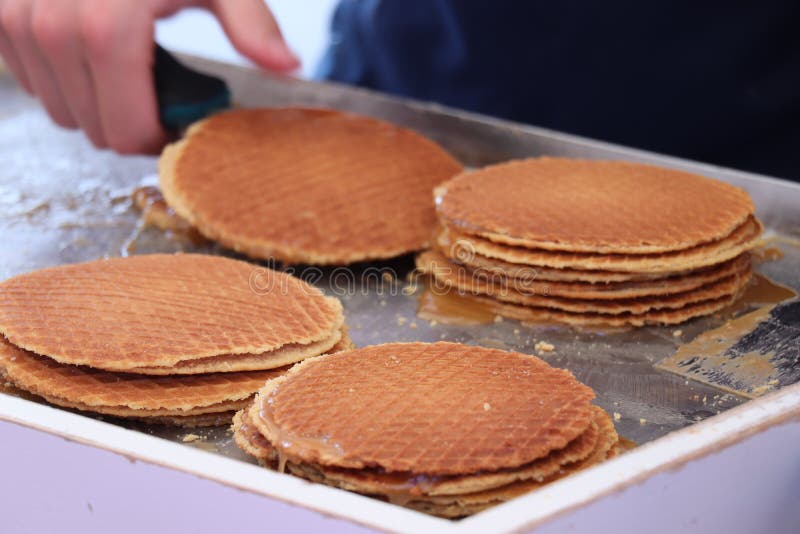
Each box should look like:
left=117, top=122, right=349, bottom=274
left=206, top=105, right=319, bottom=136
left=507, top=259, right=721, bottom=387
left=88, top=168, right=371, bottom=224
left=207, top=0, right=299, bottom=72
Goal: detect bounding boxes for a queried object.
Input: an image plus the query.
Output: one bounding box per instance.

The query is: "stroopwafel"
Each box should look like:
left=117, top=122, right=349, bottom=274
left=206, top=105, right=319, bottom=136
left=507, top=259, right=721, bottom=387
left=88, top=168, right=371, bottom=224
left=234, top=342, right=617, bottom=516
left=160, top=108, right=463, bottom=264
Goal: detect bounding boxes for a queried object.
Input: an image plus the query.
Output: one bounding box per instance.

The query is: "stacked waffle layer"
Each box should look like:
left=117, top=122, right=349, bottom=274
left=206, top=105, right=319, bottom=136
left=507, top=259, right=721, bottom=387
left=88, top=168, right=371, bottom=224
left=420, top=158, right=762, bottom=326
left=159, top=108, right=463, bottom=264
left=0, top=254, right=350, bottom=426
left=234, top=342, right=618, bottom=517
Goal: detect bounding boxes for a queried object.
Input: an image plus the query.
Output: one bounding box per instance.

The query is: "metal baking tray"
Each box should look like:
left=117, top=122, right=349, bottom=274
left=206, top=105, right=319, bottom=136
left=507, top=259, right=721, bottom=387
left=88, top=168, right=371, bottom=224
left=1, top=55, right=799, bottom=532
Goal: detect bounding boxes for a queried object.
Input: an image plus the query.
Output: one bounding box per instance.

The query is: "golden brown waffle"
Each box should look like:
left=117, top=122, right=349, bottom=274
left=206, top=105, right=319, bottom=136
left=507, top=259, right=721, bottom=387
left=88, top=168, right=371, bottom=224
left=328, top=325, right=356, bottom=353
left=0, top=254, right=344, bottom=371
left=438, top=216, right=762, bottom=273
left=438, top=244, right=727, bottom=283
left=436, top=158, right=755, bottom=254
left=251, top=342, right=596, bottom=475
left=420, top=256, right=750, bottom=315
left=235, top=405, right=617, bottom=518
left=160, top=108, right=463, bottom=264
left=0, top=337, right=281, bottom=415
left=126, top=326, right=346, bottom=375
left=418, top=250, right=751, bottom=301
left=233, top=409, right=277, bottom=463
left=400, top=408, right=619, bottom=517
left=468, top=291, right=743, bottom=327
left=239, top=403, right=602, bottom=496
left=137, top=411, right=240, bottom=428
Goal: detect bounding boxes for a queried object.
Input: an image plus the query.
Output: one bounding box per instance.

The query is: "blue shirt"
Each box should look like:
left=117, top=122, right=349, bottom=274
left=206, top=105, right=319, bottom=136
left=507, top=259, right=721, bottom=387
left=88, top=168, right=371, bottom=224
left=317, top=1, right=800, bottom=181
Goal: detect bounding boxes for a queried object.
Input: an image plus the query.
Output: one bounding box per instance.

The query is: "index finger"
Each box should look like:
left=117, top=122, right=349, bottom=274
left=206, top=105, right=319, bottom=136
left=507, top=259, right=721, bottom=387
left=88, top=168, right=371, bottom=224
left=80, top=0, right=165, bottom=154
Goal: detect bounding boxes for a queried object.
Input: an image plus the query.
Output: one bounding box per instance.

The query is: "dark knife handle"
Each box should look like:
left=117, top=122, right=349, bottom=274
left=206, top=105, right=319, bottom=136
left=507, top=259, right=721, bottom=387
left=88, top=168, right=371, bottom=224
left=153, top=44, right=231, bottom=132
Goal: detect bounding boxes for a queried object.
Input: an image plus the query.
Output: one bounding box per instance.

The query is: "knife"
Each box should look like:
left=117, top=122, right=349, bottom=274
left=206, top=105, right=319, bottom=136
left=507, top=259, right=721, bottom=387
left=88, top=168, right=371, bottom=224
left=153, top=44, right=231, bottom=134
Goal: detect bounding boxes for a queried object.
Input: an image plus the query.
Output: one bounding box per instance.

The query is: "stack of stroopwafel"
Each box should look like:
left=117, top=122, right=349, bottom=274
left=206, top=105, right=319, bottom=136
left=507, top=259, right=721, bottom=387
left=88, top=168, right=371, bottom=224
left=159, top=108, right=463, bottom=264
left=234, top=342, right=618, bottom=517
left=419, top=158, right=762, bottom=327
left=0, top=254, right=350, bottom=426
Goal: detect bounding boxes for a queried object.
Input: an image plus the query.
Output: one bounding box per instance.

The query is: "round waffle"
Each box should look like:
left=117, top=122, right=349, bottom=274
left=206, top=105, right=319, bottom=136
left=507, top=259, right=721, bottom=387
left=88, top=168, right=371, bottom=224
left=160, top=108, right=463, bottom=264
left=417, top=250, right=751, bottom=300
left=0, top=254, right=344, bottom=372
left=234, top=403, right=617, bottom=518
left=238, top=403, right=607, bottom=495
left=419, top=253, right=750, bottom=315
left=0, top=337, right=281, bottom=424
left=436, top=158, right=755, bottom=254
left=125, top=326, right=349, bottom=375
left=439, top=238, right=755, bottom=283
left=251, top=342, right=596, bottom=475
left=438, top=216, right=762, bottom=274
left=467, top=291, right=743, bottom=327
left=438, top=246, right=702, bottom=283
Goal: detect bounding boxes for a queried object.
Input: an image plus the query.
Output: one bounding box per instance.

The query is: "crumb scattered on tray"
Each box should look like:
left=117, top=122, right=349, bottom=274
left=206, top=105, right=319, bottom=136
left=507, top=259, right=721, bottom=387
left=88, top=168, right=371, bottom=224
left=673, top=329, right=682, bottom=337
left=613, top=412, right=622, bottom=422
left=535, top=341, right=555, bottom=353
left=182, top=433, right=201, bottom=443
left=401, top=284, right=417, bottom=296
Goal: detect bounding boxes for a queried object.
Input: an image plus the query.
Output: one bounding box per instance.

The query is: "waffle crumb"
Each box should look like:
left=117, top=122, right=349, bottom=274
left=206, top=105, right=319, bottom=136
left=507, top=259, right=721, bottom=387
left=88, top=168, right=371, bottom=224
left=182, top=434, right=201, bottom=443
left=402, top=284, right=417, bottom=296
left=613, top=412, right=622, bottom=421
left=429, top=320, right=438, bottom=327
left=639, top=418, right=647, bottom=425
left=535, top=341, right=555, bottom=353
left=672, top=329, right=682, bottom=337
left=750, top=384, right=775, bottom=396
left=513, top=329, right=520, bottom=336
left=493, top=315, right=504, bottom=323
left=397, top=316, right=408, bottom=326
left=409, top=321, right=418, bottom=329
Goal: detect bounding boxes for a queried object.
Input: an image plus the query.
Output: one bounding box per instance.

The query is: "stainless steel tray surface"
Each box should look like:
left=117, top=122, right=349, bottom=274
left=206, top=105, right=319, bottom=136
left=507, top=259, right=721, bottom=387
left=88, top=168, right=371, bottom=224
left=1, top=57, right=799, bottom=462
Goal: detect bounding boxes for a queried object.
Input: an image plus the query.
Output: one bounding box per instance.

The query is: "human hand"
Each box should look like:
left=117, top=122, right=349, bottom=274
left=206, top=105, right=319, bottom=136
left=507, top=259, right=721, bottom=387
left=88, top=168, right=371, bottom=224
left=0, top=0, right=299, bottom=153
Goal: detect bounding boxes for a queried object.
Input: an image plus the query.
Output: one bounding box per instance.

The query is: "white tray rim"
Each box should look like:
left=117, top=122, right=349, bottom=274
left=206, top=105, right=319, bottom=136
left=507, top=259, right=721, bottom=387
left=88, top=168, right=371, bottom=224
left=2, top=381, right=798, bottom=534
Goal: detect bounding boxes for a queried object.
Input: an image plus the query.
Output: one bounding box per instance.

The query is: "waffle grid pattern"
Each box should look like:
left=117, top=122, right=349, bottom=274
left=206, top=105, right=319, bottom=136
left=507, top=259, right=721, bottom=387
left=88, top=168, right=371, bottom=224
left=0, top=254, right=342, bottom=369
left=162, top=108, right=463, bottom=264
left=437, top=158, right=754, bottom=253
left=258, top=342, right=595, bottom=475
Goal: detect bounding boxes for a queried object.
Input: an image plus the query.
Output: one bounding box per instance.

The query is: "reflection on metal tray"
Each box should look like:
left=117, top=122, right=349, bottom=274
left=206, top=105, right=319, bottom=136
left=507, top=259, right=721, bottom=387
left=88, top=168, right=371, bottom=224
left=1, top=56, right=799, bottom=461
